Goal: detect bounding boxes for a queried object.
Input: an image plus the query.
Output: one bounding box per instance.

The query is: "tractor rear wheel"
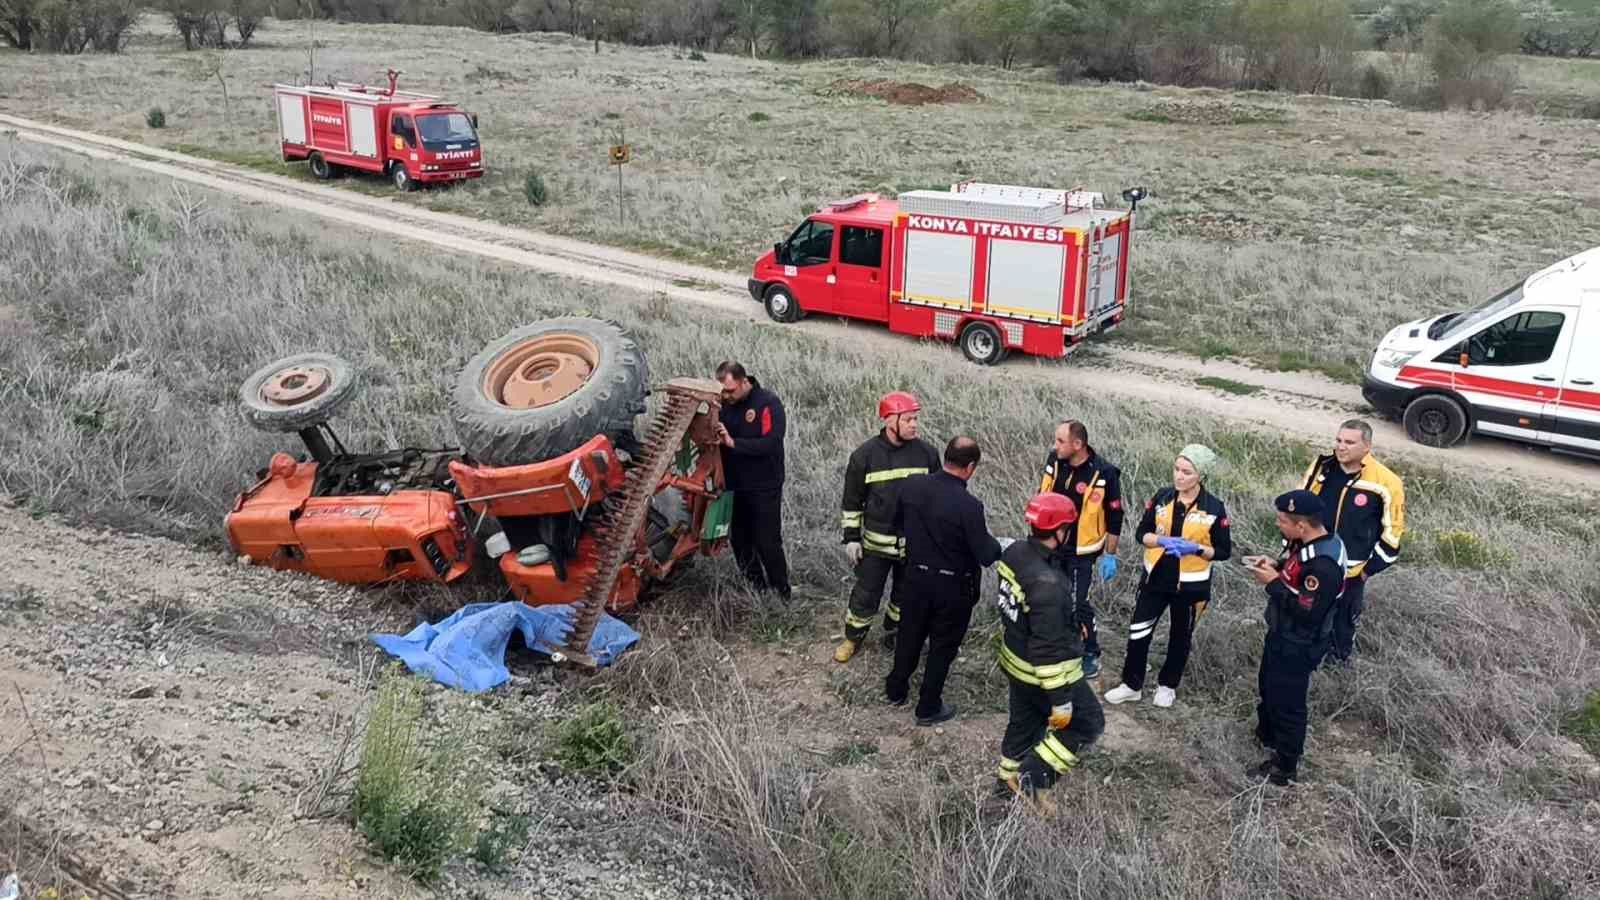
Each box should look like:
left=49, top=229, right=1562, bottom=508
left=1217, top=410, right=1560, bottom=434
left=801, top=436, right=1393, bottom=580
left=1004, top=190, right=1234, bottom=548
left=238, top=352, right=363, bottom=433
left=450, top=317, right=649, bottom=467
left=309, top=153, right=332, bottom=180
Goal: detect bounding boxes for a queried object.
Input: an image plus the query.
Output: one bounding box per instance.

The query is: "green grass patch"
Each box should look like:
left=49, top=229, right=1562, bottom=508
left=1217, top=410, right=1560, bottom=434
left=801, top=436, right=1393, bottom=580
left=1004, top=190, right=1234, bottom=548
left=1125, top=110, right=1175, bottom=124
left=166, top=143, right=283, bottom=172
left=827, top=740, right=880, bottom=766
left=1561, top=690, right=1600, bottom=757
left=1195, top=375, right=1262, bottom=396
left=353, top=665, right=484, bottom=884
left=551, top=699, right=635, bottom=777
left=1341, top=166, right=1408, bottom=185
left=1432, top=530, right=1511, bottom=570
left=748, top=111, right=771, bottom=123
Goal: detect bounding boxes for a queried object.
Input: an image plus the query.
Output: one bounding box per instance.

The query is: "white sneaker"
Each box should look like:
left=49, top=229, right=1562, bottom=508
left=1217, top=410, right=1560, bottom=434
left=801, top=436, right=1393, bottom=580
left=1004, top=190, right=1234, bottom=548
left=1153, top=686, right=1177, bottom=708
left=1104, top=684, right=1141, bottom=705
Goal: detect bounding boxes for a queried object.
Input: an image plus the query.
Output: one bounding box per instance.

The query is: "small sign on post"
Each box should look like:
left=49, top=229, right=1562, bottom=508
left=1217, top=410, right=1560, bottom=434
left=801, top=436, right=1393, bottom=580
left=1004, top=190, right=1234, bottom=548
left=608, top=126, right=630, bottom=227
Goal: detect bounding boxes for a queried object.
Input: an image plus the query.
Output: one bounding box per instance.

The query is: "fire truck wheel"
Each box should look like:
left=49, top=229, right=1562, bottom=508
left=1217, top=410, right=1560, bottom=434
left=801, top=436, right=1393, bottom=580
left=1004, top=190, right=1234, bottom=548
left=309, top=153, right=332, bottom=180
left=391, top=163, right=415, bottom=192
left=959, top=321, right=1005, bottom=366
left=1402, top=394, right=1469, bottom=448
left=762, top=285, right=802, bottom=323
left=237, top=352, right=363, bottom=433
left=450, top=317, right=649, bottom=467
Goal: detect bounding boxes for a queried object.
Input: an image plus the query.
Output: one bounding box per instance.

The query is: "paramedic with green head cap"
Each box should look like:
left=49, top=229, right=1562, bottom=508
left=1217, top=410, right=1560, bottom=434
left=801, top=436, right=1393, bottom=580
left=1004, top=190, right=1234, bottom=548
left=1104, top=444, right=1232, bottom=709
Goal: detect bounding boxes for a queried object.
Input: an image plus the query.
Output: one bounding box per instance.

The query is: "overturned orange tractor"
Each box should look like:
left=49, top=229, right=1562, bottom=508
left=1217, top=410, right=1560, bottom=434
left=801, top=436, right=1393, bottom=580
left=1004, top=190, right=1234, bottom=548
left=223, top=318, right=731, bottom=667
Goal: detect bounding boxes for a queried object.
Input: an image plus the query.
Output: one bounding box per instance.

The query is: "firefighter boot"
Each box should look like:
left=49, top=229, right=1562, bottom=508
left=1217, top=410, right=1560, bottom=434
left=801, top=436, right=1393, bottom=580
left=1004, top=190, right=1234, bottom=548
left=833, top=639, right=859, bottom=664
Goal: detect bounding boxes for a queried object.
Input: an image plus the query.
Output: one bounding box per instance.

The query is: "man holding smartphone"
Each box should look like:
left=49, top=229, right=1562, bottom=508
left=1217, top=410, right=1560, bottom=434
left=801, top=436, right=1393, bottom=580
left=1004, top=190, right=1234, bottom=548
left=1242, top=490, right=1347, bottom=787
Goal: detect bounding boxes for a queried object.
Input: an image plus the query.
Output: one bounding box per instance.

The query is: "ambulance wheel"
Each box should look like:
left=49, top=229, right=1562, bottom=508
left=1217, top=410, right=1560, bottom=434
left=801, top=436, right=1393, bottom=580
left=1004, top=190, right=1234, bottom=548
left=1402, top=394, right=1468, bottom=448
left=450, top=317, right=649, bottom=467
left=309, top=153, right=332, bottom=180
left=238, top=352, right=363, bottom=433
left=763, top=285, right=801, bottom=323
left=959, top=322, right=1005, bottom=366
left=391, top=163, right=415, bottom=192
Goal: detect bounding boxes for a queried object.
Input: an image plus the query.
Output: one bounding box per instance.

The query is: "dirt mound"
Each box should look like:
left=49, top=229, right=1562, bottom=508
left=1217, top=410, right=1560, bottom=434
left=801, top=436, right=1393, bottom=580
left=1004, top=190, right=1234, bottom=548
left=827, top=78, right=983, bottom=106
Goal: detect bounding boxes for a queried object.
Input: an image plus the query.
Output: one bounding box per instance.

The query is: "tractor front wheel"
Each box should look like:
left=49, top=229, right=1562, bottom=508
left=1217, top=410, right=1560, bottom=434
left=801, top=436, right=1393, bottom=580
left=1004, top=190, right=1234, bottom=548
left=238, top=352, right=363, bottom=433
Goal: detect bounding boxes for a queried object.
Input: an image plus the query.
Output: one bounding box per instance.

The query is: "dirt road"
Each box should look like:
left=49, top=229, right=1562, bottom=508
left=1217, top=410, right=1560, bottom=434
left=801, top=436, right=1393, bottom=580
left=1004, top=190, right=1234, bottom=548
left=4, top=113, right=1595, bottom=492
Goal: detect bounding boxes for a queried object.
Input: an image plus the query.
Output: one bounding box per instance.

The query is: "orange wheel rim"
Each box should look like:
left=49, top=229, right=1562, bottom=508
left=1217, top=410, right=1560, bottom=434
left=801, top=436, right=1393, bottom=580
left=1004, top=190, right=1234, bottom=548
left=261, top=365, right=330, bottom=406
left=483, top=334, right=600, bottom=409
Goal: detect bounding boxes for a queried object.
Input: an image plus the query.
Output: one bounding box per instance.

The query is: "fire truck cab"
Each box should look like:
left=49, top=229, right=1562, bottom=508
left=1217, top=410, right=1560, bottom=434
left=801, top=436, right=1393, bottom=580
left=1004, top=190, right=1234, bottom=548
left=273, top=70, right=484, bottom=192
left=748, top=182, right=1143, bottom=364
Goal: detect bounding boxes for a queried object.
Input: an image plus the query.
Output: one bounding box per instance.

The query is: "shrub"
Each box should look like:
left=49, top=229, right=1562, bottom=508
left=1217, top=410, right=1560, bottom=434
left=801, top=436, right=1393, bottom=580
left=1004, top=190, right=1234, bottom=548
left=146, top=107, right=167, bottom=129
left=551, top=699, right=634, bottom=777
left=1358, top=63, right=1393, bottom=99
left=687, top=49, right=705, bottom=61
left=1433, top=529, right=1510, bottom=570
left=523, top=171, right=547, bottom=206
left=747, top=111, right=770, bottom=123
left=353, top=666, right=484, bottom=884
left=471, top=808, right=531, bottom=872
left=1427, top=0, right=1521, bottom=108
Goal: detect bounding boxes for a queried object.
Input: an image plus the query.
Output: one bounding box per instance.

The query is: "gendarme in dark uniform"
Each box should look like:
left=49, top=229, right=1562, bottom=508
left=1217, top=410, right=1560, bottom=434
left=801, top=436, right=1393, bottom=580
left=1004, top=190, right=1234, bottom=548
left=884, top=436, right=1001, bottom=725
left=1248, top=489, right=1347, bottom=786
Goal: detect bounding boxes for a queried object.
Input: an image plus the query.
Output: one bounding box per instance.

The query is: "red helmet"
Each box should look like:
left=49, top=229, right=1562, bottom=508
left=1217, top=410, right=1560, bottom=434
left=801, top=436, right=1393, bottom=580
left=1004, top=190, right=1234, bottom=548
left=1024, top=492, right=1078, bottom=530
left=878, top=391, right=920, bottom=419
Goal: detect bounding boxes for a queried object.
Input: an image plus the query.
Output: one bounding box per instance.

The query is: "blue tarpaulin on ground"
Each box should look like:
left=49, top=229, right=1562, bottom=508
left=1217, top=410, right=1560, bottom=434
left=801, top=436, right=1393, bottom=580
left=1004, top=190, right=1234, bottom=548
left=369, top=601, right=639, bottom=692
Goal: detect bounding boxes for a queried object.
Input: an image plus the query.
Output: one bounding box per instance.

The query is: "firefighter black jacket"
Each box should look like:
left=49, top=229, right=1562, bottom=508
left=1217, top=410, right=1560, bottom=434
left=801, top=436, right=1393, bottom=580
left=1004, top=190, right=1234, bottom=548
left=996, top=538, right=1083, bottom=707
left=840, top=431, right=940, bottom=558
left=717, top=377, right=786, bottom=494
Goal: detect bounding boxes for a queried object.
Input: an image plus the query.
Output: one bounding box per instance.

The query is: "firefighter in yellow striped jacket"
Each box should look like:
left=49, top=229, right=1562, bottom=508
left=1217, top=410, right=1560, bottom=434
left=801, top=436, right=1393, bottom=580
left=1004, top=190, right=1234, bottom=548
left=995, top=492, right=1105, bottom=813
left=1297, top=419, right=1406, bottom=664
left=834, top=392, right=942, bottom=664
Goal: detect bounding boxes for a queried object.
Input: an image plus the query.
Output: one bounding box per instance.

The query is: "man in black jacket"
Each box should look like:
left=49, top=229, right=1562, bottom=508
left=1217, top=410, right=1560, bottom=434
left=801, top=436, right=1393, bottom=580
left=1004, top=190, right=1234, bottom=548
left=996, top=492, right=1105, bottom=814
left=1244, top=489, right=1348, bottom=786
left=715, top=361, right=791, bottom=600
left=835, top=390, right=941, bottom=664
left=884, top=436, right=1002, bottom=726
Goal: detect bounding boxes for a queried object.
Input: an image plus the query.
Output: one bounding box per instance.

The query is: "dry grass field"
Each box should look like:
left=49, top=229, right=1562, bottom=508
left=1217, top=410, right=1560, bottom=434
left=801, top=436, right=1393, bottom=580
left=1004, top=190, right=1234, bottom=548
left=4, top=19, right=1600, bottom=381
left=3, top=136, right=1599, bottom=898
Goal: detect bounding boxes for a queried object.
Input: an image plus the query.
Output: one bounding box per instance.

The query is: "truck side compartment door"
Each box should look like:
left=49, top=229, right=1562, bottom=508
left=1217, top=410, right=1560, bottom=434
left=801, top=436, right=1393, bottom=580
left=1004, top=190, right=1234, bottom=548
left=1440, top=308, right=1572, bottom=442
left=1548, top=291, right=1600, bottom=451
left=833, top=225, right=889, bottom=322
left=781, top=219, right=838, bottom=315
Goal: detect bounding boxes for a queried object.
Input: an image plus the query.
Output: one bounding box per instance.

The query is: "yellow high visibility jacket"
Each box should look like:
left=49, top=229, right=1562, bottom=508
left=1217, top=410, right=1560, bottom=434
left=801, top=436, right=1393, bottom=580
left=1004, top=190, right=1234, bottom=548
left=1300, top=453, right=1406, bottom=578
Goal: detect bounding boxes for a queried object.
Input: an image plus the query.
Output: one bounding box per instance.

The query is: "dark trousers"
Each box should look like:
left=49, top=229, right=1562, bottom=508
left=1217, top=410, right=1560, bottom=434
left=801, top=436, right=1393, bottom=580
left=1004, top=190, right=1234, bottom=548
left=730, top=488, right=790, bottom=598
left=844, top=553, right=904, bottom=642
left=1255, top=634, right=1327, bottom=773
left=1330, top=575, right=1366, bottom=661
left=1060, top=556, right=1100, bottom=658
left=1002, top=679, right=1104, bottom=792
left=885, top=567, right=977, bottom=718
left=1119, top=586, right=1208, bottom=691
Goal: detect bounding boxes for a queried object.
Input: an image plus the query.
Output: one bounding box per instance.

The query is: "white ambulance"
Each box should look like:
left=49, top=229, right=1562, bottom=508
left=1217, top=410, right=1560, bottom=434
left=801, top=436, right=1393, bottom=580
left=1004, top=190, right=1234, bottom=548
left=1363, top=246, right=1600, bottom=454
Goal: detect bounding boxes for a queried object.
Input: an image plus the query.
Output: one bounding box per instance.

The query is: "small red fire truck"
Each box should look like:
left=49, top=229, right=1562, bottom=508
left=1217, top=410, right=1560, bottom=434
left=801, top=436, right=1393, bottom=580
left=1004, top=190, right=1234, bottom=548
left=747, top=182, right=1145, bottom=364
left=272, top=70, right=484, bottom=192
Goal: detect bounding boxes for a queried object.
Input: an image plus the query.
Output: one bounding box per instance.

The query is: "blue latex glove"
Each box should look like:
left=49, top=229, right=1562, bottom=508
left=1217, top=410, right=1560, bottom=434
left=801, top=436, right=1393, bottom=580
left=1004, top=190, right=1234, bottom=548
left=1098, top=554, right=1118, bottom=581
left=1155, top=536, right=1182, bottom=556
left=1169, top=538, right=1204, bottom=558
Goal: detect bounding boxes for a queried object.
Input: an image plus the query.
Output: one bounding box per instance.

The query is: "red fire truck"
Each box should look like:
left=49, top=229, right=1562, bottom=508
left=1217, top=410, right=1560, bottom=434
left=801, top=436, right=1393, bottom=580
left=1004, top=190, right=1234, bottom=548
left=747, top=182, right=1145, bottom=364
left=272, top=70, right=484, bottom=192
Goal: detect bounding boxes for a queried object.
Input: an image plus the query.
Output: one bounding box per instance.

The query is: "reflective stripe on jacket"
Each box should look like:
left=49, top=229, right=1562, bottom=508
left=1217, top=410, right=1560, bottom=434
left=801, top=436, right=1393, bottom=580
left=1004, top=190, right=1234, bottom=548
left=1136, top=486, right=1232, bottom=591
left=1300, top=453, right=1406, bottom=578
left=841, top=432, right=940, bottom=559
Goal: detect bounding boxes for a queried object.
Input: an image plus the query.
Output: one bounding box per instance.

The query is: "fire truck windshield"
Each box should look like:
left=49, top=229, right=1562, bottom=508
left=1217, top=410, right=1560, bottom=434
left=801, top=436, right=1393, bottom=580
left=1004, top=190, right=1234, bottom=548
left=416, top=113, right=477, bottom=148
